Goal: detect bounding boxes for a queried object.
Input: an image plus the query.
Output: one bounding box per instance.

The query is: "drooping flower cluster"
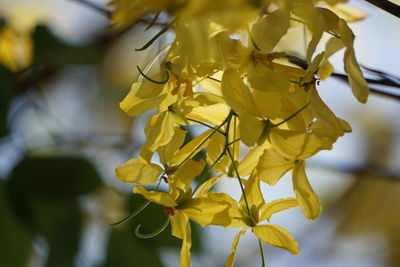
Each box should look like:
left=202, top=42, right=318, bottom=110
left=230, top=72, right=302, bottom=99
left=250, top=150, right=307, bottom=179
left=112, top=0, right=368, bottom=266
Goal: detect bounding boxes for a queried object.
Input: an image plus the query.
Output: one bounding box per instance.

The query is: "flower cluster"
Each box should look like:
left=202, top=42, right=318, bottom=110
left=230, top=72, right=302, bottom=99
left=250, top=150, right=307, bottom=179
left=112, top=0, right=368, bottom=266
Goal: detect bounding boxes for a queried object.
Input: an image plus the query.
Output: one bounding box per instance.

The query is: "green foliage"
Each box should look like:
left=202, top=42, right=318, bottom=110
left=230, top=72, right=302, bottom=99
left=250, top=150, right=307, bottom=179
left=32, top=26, right=102, bottom=67
left=0, top=180, right=33, bottom=267
left=6, top=156, right=102, bottom=267
left=9, top=156, right=102, bottom=197
left=0, top=66, right=13, bottom=138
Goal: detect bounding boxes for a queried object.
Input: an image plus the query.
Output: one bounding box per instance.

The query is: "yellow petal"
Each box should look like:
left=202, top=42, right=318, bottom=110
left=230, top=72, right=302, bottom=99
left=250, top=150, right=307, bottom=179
left=214, top=31, right=249, bottom=70
left=343, top=47, right=369, bottom=103
left=171, top=159, right=205, bottom=191
left=204, top=192, right=245, bottom=228
left=292, top=161, right=321, bottom=220
left=337, top=20, right=369, bottom=103
left=327, top=4, right=368, bottom=22
left=304, top=52, right=325, bottom=83
left=317, top=60, right=334, bottom=80
left=251, top=9, right=290, bottom=53
left=324, top=37, right=345, bottom=59
left=195, top=175, right=223, bottom=197
left=242, top=172, right=264, bottom=211
left=180, top=194, right=231, bottom=227
left=253, top=224, right=299, bottom=254
left=139, top=142, right=153, bottom=163
left=0, top=27, right=32, bottom=72
left=308, top=86, right=348, bottom=138
left=225, top=228, right=248, bottom=267
left=187, top=103, right=230, bottom=125
left=306, top=14, right=325, bottom=63
left=110, top=0, right=167, bottom=31
left=238, top=141, right=270, bottom=177
left=133, top=186, right=177, bottom=207
left=146, top=111, right=176, bottom=151
left=255, top=148, right=295, bottom=185
left=170, top=129, right=213, bottom=166
left=253, top=91, right=282, bottom=119
left=119, top=81, right=167, bottom=117
left=247, top=62, right=290, bottom=92
left=115, top=158, right=163, bottom=185
left=169, top=17, right=222, bottom=79
left=269, top=129, right=322, bottom=160
left=170, top=210, right=189, bottom=239
left=259, top=198, right=298, bottom=222
left=206, top=131, right=226, bottom=166
left=221, top=69, right=260, bottom=116
left=158, top=127, right=187, bottom=165
left=180, top=220, right=192, bottom=267
left=239, top=111, right=265, bottom=147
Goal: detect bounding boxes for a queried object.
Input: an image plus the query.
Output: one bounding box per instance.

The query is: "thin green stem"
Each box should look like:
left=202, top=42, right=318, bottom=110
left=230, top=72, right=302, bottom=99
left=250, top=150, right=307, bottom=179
left=226, top=138, right=240, bottom=147
left=110, top=200, right=151, bottom=226
left=224, top=111, right=251, bottom=215
left=258, top=239, right=266, bottom=267
left=191, top=149, right=226, bottom=196
left=232, top=115, right=237, bottom=160
left=137, top=65, right=169, bottom=84
left=206, top=76, right=221, bottom=83
left=271, top=102, right=310, bottom=128
left=178, top=116, right=228, bottom=168
left=135, top=20, right=174, bottom=51
left=145, top=12, right=160, bottom=31
left=226, top=146, right=251, bottom=215
left=135, top=218, right=170, bottom=239
left=187, top=118, right=226, bottom=135
left=110, top=178, right=163, bottom=226
left=177, top=130, right=216, bottom=168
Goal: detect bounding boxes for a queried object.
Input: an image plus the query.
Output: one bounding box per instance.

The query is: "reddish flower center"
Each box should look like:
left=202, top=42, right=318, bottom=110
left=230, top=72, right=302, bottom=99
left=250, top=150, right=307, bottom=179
left=164, top=207, right=176, bottom=216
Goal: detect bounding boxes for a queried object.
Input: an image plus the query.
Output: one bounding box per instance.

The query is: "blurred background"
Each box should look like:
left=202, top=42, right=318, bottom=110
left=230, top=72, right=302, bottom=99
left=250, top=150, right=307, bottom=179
left=0, top=0, right=399, bottom=266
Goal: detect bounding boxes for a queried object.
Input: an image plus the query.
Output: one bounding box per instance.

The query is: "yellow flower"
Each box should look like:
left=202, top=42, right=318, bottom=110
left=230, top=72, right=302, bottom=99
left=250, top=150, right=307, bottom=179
left=255, top=148, right=322, bottom=219
left=134, top=159, right=233, bottom=267
left=0, top=26, right=32, bottom=71
left=224, top=172, right=299, bottom=267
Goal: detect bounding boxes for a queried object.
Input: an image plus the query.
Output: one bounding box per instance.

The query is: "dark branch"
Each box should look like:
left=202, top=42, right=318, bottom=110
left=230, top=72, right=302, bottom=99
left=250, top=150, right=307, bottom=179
left=331, top=72, right=400, bottom=100
left=361, top=0, right=400, bottom=19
